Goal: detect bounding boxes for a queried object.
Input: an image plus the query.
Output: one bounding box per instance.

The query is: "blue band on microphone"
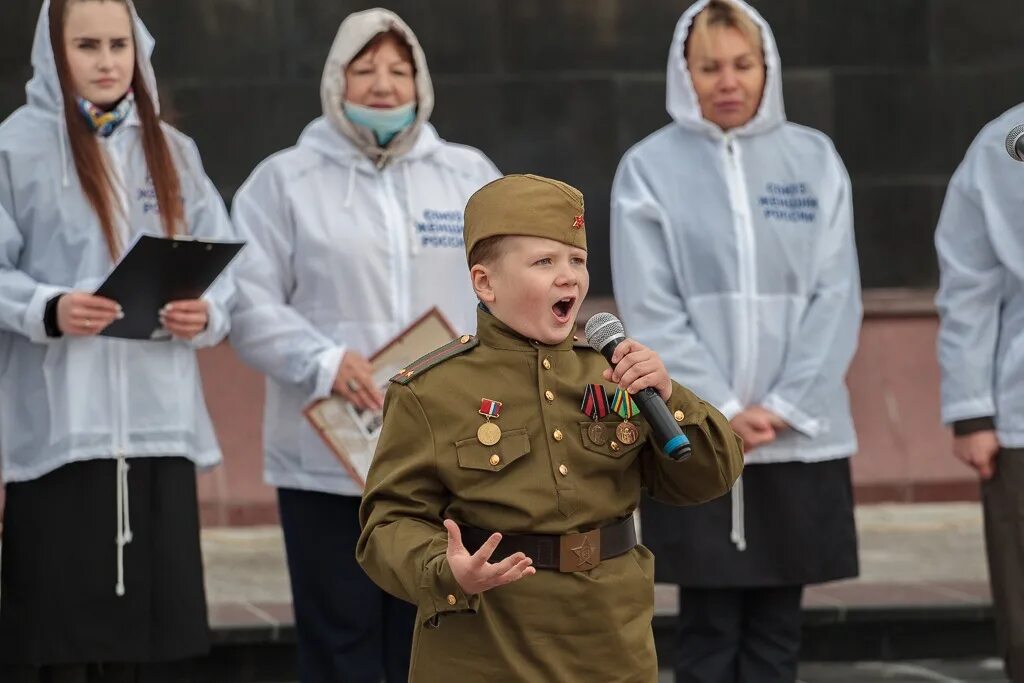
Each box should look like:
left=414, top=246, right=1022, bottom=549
left=663, top=434, right=690, bottom=454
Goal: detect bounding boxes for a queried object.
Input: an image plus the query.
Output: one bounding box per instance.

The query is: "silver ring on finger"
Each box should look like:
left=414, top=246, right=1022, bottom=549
left=346, top=379, right=360, bottom=392
left=83, top=318, right=94, bottom=329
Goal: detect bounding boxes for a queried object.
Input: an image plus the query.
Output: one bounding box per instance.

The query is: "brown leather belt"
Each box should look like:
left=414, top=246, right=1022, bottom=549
left=461, top=516, right=637, bottom=573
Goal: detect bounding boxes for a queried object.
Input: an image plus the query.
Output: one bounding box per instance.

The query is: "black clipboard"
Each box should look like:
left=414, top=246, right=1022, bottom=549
left=94, top=234, right=244, bottom=340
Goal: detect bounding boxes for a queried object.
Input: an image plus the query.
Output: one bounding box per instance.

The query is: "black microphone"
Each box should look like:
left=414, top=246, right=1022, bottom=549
left=585, top=313, right=691, bottom=461
left=1006, top=124, right=1024, bottom=161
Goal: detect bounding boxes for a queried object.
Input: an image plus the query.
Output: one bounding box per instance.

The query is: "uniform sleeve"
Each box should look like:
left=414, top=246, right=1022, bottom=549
left=760, top=153, right=862, bottom=438
left=610, top=154, right=743, bottom=419
left=178, top=139, right=237, bottom=348
left=227, top=165, right=343, bottom=401
left=357, top=383, right=481, bottom=625
left=640, top=380, right=743, bottom=505
left=934, top=172, right=1003, bottom=424
left=0, top=154, right=70, bottom=344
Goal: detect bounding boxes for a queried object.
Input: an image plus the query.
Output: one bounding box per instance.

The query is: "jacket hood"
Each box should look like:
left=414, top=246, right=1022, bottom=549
left=27, top=0, right=159, bottom=117
left=320, top=8, right=435, bottom=166
left=666, top=0, right=785, bottom=137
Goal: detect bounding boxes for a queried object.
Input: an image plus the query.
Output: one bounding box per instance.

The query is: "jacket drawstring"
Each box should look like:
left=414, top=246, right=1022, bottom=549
left=57, top=119, right=70, bottom=188
left=343, top=164, right=356, bottom=209
left=115, top=456, right=133, bottom=596
left=730, top=474, right=747, bottom=552
left=402, top=162, right=419, bottom=257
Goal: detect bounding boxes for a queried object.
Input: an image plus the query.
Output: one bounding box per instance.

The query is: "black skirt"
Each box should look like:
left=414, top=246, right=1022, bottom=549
left=0, top=457, right=210, bottom=667
left=640, top=457, right=859, bottom=587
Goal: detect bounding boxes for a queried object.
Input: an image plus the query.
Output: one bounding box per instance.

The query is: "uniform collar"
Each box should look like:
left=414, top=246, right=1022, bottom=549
left=475, top=306, right=577, bottom=352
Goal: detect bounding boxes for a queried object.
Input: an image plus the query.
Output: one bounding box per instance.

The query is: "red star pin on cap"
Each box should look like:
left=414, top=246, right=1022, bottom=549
left=573, top=214, right=585, bottom=229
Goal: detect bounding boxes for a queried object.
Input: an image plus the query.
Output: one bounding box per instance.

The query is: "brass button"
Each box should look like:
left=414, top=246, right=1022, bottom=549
left=542, top=358, right=552, bottom=370
left=459, top=335, right=471, bottom=344
left=446, top=594, right=457, bottom=606
left=544, top=390, right=555, bottom=402
left=489, top=454, right=501, bottom=467
left=610, top=441, right=620, bottom=452
left=553, top=429, right=564, bottom=442
left=558, top=464, right=569, bottom=476
left=573, top=335, right=579, bottom=341
left=674, top=410, right=685, bottom=423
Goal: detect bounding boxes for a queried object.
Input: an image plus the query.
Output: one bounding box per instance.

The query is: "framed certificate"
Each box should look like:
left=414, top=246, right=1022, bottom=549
left=304, top=307, right=458, bottom=489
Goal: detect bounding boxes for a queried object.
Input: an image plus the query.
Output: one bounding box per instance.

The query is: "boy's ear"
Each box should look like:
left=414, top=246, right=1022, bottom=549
left=470, top=263, right=497, bottom=304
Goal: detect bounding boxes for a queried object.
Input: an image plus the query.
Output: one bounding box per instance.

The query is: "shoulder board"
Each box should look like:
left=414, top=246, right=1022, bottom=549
left=389, top=335, right=479, bottom=385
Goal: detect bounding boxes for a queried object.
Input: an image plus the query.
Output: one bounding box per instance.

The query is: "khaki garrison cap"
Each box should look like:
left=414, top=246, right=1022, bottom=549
left=463, top=174, right=587, bottom=261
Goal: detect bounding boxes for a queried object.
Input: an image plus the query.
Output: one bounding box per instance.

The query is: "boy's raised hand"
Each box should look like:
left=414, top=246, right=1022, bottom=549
left=601, top=338, right=672, bottom=401
left=444, top=519, right=535, bottom=595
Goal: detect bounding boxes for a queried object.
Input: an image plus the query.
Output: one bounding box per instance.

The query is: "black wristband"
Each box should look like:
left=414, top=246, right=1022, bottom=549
left=953, top=416, right=996, bottom=436
left=43, top=294, right=64, bottom=338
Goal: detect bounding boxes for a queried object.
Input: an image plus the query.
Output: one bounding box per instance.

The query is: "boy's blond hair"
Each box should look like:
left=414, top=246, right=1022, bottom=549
left=685, top=0, right=764, bottom=61
left=468, top=235, right=509, bottom=268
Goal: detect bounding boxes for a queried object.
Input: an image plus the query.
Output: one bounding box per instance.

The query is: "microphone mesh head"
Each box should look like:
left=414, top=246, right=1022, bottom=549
left=1006, top=124, right=1024, bottom=161
left=585, top=312, right=626, bottom=352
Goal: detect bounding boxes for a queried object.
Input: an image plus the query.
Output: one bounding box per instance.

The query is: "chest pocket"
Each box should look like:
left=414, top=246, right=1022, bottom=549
left=455, top=428, right=530, bottom=472
left=578, top=420, right=646, bottom=459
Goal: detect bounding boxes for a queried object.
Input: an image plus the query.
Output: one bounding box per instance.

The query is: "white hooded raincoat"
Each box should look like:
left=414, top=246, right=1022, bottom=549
left=0, top=2, right=235, bottom=484
left=936, top=102, right=1024, bottom=445
left=611, top=0, right=861, bottom=468
left=229, top=9, right=500, bottom=496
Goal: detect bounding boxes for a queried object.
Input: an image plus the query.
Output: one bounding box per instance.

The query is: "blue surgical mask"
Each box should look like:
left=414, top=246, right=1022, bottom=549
left=343, top=101, right=417, bottom=146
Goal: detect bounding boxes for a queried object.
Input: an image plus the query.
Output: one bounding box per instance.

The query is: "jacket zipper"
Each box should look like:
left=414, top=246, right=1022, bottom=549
left=379, top=168, right=410, bottom=324
left=723, top=136, right=759, bottom=405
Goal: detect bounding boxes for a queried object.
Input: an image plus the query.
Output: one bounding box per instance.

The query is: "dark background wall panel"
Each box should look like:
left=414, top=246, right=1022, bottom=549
left=170, top=83, right=321, bottom=197
left=132, top=0, right=284, bottom=82
left=283, top=0, right=504, bottom=79
left=851, top=182, right=946, bottom=289
left=3, top=0, right=1024, bottom=294
left=502, top=0, right=684, bottom=73
left=931, top=0, right=1024, bottom=67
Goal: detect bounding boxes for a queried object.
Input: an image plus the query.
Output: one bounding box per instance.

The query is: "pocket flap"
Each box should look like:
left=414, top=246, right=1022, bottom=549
left=455, top=428, right=531, bottom=472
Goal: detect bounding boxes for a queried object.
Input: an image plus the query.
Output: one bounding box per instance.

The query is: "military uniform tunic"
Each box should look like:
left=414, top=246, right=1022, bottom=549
left=357, top=308, right=743, bottom=682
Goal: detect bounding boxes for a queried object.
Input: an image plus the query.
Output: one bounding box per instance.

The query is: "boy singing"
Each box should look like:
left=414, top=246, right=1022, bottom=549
left=357, top=174, right=743, bottom=682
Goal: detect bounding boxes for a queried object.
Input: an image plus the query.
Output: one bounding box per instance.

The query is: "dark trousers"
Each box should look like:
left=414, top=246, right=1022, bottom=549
left=277, top=488, right=415, bottom=683
left=675, top=586, right=803, bottom=683
left=982, top=450, right=1024, bottom=682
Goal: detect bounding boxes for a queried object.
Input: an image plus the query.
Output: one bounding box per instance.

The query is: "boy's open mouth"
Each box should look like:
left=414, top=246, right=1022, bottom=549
left=552, top=296, right=576, bottom=323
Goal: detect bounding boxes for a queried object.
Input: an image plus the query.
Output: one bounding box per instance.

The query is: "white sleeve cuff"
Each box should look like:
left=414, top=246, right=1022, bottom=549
left=312, top=345, right=346, bottom=402
left=188, top=297, right=229, bottom=349
left=718, top=399, right=744, bottom=421
left=941, top=398, right=997, bottom=426
left=761, top=392, right=822, bottom=439
left=24, top=284, right=72, bottom=344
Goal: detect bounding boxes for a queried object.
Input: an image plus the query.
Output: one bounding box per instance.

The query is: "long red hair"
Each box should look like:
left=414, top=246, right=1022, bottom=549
left=49, top=0, right=184, bottom=261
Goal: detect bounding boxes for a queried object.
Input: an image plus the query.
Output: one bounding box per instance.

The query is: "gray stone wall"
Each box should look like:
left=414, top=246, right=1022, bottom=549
left=3, top=0, right=1024, bottom=294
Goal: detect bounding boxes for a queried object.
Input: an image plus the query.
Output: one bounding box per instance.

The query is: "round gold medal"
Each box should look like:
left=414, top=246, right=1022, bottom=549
left=615, top=421, right=639, bottom=445
left=477, top=421, right=502, bottom=446
left=588, top=422, right=609, bottom=445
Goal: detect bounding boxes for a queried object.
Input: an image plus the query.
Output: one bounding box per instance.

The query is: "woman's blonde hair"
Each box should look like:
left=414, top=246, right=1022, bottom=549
left=685, top=0, right=764, bottom=61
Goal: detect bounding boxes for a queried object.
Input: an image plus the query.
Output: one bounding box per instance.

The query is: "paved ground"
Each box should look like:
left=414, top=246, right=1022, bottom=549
left=201, top=502, right=991, bottom=605
left=202, top=503, right=1005, bottom=681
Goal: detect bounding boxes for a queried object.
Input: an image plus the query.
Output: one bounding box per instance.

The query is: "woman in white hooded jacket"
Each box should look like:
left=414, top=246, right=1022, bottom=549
left=228, top=9, right=499, bottom=683
left=935, top=102, right=1024, bottom=682
left=610, top=1, right=861, bottom=681
left=0, top=0, right=235, bottom=680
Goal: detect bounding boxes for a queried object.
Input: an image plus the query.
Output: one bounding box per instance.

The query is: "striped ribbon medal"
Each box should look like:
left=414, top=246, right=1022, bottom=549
left=477, top=398, right=503, bottom=446
left=611, top=388, right=641, bottom=445
left=580, top=384, right=611, bottom=445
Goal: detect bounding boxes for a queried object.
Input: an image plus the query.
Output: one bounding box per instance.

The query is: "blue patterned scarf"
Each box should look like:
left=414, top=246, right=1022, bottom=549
left=76, top=89, right=134, bottom=137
